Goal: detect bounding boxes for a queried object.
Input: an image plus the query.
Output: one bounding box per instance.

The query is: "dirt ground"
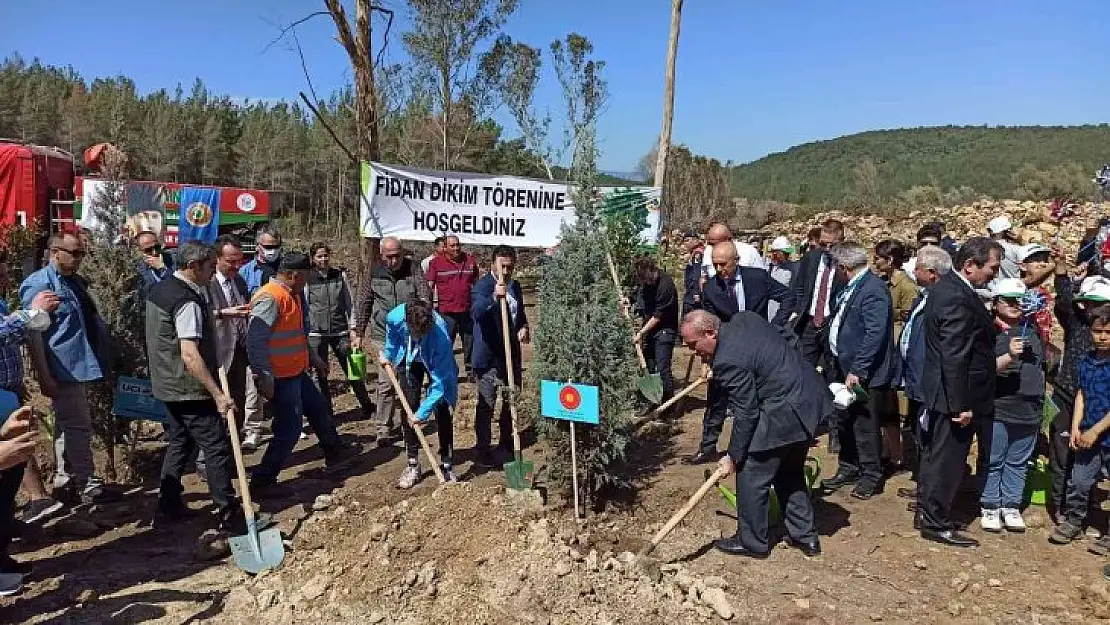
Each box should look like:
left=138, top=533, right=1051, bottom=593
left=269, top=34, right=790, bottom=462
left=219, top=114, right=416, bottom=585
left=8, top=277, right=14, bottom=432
left=4, top=289, right=1110, bottom=625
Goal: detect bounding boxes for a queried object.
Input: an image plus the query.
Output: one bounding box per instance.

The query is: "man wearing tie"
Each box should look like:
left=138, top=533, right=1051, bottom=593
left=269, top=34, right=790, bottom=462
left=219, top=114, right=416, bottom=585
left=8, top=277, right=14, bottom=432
left=788, top=219, right=848, bottom=367
left=684, top=242, right=795, bottom=465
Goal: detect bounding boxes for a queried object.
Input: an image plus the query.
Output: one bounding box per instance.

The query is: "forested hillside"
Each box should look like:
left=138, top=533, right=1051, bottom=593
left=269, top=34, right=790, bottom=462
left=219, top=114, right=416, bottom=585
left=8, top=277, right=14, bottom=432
left=728, top=125, right=1110, bottom=207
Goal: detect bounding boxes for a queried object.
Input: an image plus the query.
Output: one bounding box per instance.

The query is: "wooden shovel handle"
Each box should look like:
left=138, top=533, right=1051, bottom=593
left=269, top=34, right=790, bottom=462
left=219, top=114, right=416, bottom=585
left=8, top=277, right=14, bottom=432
left=605, top=250, right=649, bottom=370
left=218, top=367, right=255, bottom=526
left=638, top=465, right=730, bottom=558
left=381, top=359, right=446, bottom=483
left=497, top=276, right=523, bottom=457
left=652, top=375, right=708, bottom=416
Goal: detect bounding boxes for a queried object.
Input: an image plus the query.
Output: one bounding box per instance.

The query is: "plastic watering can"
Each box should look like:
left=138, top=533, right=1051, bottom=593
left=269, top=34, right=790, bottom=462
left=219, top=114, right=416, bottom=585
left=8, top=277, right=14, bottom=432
left=347, top=348, right=367, bottom=381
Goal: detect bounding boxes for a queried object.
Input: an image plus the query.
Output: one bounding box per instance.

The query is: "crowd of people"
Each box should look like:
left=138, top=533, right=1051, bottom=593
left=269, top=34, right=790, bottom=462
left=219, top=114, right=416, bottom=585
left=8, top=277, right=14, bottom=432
left=664, top=215, right=1110, bottom=560
left=0, top=209, right=1107, bottom=595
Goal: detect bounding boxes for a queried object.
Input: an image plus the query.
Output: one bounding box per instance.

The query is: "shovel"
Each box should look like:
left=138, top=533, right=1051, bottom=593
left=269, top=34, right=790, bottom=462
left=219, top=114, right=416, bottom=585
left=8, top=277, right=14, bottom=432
left=381, top=360, right=446, bottom=484
left=637, top=465, right=730, bottom=559
left=497, top=271, right=534, bottom=491
left=605, top=250, right=664, bottom=404
left=218, top=368, right=284, bottom=574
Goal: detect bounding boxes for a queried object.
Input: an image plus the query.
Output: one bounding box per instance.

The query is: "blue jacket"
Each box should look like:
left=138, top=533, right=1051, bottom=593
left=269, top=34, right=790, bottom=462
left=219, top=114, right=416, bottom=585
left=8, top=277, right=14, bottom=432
left=136, top=252, right=176, bottom=296
left=471, top=272, right=528, bottom=375
left=831, top=270, right=901, bottom=389
left=901, top=294, right=928, bottom=403
left=240, top=259, right=276, bottom=297
left=382, top=304, right=458, bottom=421
left=681, top=259, right=703, bottom=315
left=20, top=263, right=109, bottom=383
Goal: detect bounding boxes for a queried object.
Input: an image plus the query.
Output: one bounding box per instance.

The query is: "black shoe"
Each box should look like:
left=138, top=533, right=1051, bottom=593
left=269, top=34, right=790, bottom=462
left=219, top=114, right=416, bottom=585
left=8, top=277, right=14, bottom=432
left=920, top=528, right=979, bottom=548
left=682, top=450, right=718, bottom=466
left=850, top=483, right=881, bottom=500
left=0, top=556, right=32, bottom=581
left=782, top=537, right=821, bottom=557
left=156, top=498, right=193, bottom=523
left=475, top=450, right=501, bottom=469
left=712, top=534, right=770, bottom=559
left=323, top=443, right=361, bottom=473
left=820, top=471, right=859, bottom=491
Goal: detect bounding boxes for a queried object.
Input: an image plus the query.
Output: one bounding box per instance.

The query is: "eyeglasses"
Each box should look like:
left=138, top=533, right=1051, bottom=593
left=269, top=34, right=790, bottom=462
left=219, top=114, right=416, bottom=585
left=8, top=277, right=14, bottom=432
left=53, top=247, right=87, bottom=258
left=141, top=245, right=162, bottom=256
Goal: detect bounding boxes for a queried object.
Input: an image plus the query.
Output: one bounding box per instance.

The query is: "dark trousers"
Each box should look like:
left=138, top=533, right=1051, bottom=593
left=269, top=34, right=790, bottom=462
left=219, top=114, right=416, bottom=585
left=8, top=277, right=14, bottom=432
left=0, top=464, right=24, bottom=558
left=475, top=367, right=516, bottom=453
left=252, top=372, right=342, bottom=486
left=835, top=387, right=886, bottom=488
left=907, top=399, right=926, bottom=479
left=309, top=335, right=373, bottom=415
left=917, top=411, right=984, bottom=532
left=643, top=329, right=676, bottom=402
left=442, top=311, right=474, bottom=374
left=798, top=320, right=830, bottom=369
left=1049, top=389, right=1076, bottom=515
left=735, top=442, right=818, bottom=552
left=1063, top=446, right=1110, bottom=526
left=396, top=361, right=454, bottom=465
left=699, top=379, right=728, bottom=454
left=161, top=399, right=237, bottom=512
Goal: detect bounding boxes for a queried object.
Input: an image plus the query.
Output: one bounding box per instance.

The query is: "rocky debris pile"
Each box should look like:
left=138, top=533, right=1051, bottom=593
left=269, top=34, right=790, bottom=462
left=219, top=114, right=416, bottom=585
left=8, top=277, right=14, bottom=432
left=757, top=199, right=1103, bottom=252
left=196, top=484, right=753, bottom=624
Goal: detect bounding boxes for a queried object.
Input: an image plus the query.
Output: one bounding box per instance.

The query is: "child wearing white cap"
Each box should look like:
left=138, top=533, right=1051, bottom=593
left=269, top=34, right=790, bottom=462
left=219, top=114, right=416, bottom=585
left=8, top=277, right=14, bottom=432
left=979, top=278, right=1044, bottom=533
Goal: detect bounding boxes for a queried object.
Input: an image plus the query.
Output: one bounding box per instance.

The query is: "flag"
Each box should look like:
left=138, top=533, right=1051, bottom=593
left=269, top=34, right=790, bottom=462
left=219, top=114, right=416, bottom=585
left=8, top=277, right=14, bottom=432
left=178, top=187, right=221, bottom=244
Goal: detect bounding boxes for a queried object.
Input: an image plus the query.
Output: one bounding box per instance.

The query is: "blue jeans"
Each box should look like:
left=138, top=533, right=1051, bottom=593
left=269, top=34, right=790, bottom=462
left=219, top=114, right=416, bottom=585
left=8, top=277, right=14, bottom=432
left=1064, top=446, right=1110, bottom=525
left=251, top=372, right=342, bottom=485
left=980, top=420, right=1038, bottom=509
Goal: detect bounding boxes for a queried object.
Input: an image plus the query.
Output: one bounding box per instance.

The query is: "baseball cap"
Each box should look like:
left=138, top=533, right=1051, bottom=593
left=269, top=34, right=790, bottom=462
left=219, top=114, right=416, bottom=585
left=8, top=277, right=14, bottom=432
left=987, top=216, right=1013, bottom=235
left=278, top=252, right=312, bottom=271
left=1078, top=276, right=1110, bottom=303
left=769, top=236, right=793, bottom=253
left=1019, top=243, right=1051, bottom=262
left=991, top=278, right=1026, bottom=299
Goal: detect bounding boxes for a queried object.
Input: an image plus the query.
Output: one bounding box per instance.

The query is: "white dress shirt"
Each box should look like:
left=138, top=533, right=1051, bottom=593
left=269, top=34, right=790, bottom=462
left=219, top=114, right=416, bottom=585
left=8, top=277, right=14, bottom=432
left=703, top=240, right=765, bottom=278
left=808, top=253, right=835, bottom=319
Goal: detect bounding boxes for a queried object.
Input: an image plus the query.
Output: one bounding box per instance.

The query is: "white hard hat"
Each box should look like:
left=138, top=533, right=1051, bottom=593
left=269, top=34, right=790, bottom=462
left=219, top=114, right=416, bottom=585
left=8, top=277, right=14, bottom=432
left=991, top=278, right=1026, bottom=299
left=769, top=236, right=793, bottom=253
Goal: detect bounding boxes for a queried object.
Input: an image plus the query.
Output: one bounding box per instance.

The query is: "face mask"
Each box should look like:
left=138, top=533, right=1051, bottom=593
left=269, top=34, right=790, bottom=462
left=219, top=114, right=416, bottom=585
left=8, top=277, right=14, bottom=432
left=259, top=247, right=282, bottom=264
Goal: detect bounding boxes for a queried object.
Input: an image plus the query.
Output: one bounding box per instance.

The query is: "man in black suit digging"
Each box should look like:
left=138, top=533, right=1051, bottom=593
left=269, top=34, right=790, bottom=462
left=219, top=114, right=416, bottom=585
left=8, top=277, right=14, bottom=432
left=917, top=237, right=1002, bottom=547
left=684, top=242, right=795, bottom=465
left=681, top=310, right=831, bottom=558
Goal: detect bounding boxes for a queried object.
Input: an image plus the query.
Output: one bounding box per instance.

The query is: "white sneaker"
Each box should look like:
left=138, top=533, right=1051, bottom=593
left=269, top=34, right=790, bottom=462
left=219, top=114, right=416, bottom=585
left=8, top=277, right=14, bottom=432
left=1001, top=508, right=1026, bottom=532
left=241, top=432, right=259, bottom=452
left=397, top=463, right=421, bottom=490
left=980, top=508, right=1002, bottom=532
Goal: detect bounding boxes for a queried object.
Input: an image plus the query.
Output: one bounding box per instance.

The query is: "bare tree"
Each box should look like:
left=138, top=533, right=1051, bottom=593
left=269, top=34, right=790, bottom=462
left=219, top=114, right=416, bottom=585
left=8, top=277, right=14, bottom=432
left=403, top=0, right=519, bottom=171
left=483, top=36, right=555, bottom=179
left=653, top=0, right=683, bottom=190
left=551, top=34, right=607, bottom=184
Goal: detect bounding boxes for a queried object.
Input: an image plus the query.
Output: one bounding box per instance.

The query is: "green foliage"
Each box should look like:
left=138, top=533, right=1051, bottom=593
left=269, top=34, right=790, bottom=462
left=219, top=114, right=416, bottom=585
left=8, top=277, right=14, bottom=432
left=729, top=125, right=1110, bottom=206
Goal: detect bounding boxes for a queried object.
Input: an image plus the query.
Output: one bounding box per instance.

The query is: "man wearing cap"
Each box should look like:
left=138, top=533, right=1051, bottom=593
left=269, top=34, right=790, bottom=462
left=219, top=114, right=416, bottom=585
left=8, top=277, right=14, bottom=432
left=767, top=236, right=798, bottom=323
left=987, top=216, right=1023, bottom=281
left=246, top=252, right=357, bottom=496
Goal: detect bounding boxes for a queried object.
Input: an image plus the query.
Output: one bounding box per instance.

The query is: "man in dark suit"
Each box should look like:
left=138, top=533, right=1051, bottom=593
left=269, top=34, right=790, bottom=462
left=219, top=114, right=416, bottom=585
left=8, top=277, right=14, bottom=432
left=788, top=219, right=847, bottom=367
left=818, top=243, right=901, bottom=500
left=916, top=237, right=1002, bottom=547
left=684, top=242, right=795, bottom=465
left=681, top=310, right=830, bottom=558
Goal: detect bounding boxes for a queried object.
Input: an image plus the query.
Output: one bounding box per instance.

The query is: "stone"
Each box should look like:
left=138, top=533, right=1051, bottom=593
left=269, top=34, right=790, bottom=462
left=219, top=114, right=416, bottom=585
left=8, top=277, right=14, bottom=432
left=617, top=551, right=637, bottom=565
left=675, top=569, right=696, bottom=591
left=257, top=589, right=280, bottom=610
left=950, top=577, right=969, bottom=593
left=912, top=560, right=927, bottom=570
left=569, top=548, right=584, bottom=562
left=988, top=578, right=1002, bottom=588
left=224, top=586, right=257, bottom=613
left=701, top=587, right=734, bottom=620
left=301, top=575, right=330, bottom=601
left=585, top=550, right=599, bottom=572
left=312, top=494, right=334, bottom=511
left=703, top=575, right=728, bottom=590
left=368, top=612, right=386, bottom=624
left=506, top=488, right=545, bottom=512
left=972, top=564, right=987, bottom=573
left=554, top=559, right=573, bottom=577
left=75, top=588, right=98, bottom=604
left=948, top=601, right=964, bottom=617
left=403, top=569, right=419, bottom=587
left=418, top=561, right=438, bottom=586
left=794, top=598, right=812, bottom=610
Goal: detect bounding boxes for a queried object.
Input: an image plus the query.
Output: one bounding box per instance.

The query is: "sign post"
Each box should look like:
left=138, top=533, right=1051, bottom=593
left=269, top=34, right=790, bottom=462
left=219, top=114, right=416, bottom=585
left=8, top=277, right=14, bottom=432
left=540, top=380, right=600, bottom=519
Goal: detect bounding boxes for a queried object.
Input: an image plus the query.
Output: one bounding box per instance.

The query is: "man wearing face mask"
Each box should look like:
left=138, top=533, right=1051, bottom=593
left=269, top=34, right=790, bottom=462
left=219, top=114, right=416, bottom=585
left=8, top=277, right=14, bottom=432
left=241, top=226, right=283, bottom=297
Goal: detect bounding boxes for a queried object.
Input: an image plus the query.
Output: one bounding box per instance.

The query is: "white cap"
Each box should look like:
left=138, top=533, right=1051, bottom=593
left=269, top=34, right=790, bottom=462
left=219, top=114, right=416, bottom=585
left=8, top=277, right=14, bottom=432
left=1079, top=276, right=1110, bottom=303
left=992, top=278, right=1027, bottom=299
left=769, top=236, right=793, bottom=252
left=987, top=216, right=1013, bottom=235
left=1019, top=243, right=1051, bottom=262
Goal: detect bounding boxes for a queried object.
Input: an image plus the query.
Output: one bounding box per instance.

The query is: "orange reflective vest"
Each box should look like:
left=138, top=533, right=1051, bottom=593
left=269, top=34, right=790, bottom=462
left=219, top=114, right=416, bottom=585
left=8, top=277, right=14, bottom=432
left=253, top=280, right=309, bottom=379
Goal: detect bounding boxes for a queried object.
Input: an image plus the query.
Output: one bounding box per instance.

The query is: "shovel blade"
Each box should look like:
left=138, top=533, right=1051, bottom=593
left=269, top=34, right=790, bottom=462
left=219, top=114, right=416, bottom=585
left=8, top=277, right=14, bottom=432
left=504, top=459, right=535, bottom=491
left=229, top=527, right=285, bottom=574
left=638, top=374, right=665, bottom=404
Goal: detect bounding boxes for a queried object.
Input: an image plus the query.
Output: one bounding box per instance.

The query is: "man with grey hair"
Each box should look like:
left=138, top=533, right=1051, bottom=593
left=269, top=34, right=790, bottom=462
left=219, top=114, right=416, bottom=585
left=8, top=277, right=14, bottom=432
left=819, top=243, right=900, bottom=500
left=240, top=226, right=283, bottom=297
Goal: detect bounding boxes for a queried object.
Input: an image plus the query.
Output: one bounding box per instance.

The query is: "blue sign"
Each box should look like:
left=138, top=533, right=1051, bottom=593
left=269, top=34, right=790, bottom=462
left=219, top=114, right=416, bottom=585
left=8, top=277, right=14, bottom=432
left=178, top=186, right=221, bottom=244
left=113, top=376, right=170, bottom=424
left=540, top=380, right=599, bottom=425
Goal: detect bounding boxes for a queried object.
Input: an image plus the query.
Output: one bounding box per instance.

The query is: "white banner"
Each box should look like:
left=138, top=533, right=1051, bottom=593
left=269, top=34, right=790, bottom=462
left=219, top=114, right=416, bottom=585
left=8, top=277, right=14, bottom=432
left=359, top=162, right=660, bottom=248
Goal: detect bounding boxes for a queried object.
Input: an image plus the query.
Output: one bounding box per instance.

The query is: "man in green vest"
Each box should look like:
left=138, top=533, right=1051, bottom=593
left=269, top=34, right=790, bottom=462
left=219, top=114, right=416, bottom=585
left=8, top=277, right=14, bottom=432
left=146, top=240, right=244, bottom=531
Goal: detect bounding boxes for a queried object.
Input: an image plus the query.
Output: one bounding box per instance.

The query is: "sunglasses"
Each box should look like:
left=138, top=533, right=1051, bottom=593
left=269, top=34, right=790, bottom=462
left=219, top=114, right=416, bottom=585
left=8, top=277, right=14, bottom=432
left=259, top=244, right=281, bottom=251
left=141, top=245, right=162, bottom=256
left=53, top=247, right=87, bottom=258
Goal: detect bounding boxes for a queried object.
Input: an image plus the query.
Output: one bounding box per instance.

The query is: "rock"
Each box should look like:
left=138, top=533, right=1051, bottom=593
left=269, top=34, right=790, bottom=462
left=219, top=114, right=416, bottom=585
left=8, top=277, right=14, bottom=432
left=632, top=557, right=662, bottom=584
left=988, top=578, right=1002, bottom=588
left=947, top=601, right=964, bottom=617
left=224, top=586, right=257, bottom=613
left=675, top=569, right=696, bottom=591
left=403, top=569, right=419, bottom=587
left=418, top=560, right=438, bottom=586
left=972, top=564, right=987, bottom=573
left=554, top=559, right=573, bottom=577
left=701, top=587, right=734, bottom=620
left=912, top=560, right=927, bottom=570
left=195, top=530, right=230, bottom=562
left=794, top=598, right=811, bottom=610
left=368, top=612, right=386, bottom=624
left=569, top=548, right=584, bottom=562
left=75, top=588, right=98, bottom=604
left=617, top=551, right=637, bottom=566
left=585, top=550, right=599, bottom=572
left=506, top=488, right=545, bottom=512
left=312, top=494, right=334, bottom=511
left=256, top=588, right=280, bottom=610
left=703, top=575, right=728, bottom=590
left=301, top=574, right=330, bottom=601
left=950, top=576, right=969, bottom=593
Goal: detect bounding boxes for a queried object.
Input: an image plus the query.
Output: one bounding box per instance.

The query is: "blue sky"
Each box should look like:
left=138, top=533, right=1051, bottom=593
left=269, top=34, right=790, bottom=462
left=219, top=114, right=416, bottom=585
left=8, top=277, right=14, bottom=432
left=2, top=0, right=1107, bottom=172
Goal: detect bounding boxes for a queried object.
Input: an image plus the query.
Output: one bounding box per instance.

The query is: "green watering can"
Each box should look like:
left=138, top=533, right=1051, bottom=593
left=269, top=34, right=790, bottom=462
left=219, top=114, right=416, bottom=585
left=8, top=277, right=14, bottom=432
left=709, top=456, right=822, bottom=524
left=347, top=348, right=367, bottom=382
left=1024, top=455, right=1051, bottom=507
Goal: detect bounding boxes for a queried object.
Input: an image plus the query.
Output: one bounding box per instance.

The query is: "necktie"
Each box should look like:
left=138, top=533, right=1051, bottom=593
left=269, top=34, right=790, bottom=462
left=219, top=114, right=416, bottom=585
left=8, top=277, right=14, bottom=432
left=813, top=260, right=833, bottom=326
left=728, top=278, right=739, bottom=309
